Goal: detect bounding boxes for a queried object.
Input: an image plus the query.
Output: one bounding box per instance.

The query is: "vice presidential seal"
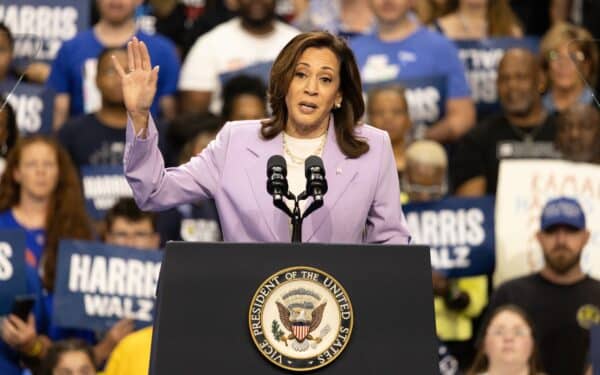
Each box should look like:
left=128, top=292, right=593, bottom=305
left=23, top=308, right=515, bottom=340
left=248, top=266, right=353, bottom=372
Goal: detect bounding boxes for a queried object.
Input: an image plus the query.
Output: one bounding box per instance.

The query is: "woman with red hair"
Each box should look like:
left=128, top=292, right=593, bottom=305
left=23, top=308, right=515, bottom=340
left=0, top=136, right=94, bottom=374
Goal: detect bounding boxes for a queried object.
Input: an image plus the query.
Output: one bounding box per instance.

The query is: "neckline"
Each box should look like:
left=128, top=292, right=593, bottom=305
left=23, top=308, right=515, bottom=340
left=10, top=208, right=45, bottom=232
left=504, top=113, right=548, bottom=142
left=283, top=131, right=327, bottom=142
left=376, top=24, right=422, bottom=44
left=536, top=272, right=589, bottom=287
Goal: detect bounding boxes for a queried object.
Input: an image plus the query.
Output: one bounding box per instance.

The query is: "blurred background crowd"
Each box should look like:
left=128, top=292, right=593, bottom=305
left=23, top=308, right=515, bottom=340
left=0, top=0, right=599, bottom=374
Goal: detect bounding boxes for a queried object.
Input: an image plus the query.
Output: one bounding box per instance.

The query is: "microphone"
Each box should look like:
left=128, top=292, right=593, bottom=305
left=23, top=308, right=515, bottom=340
left=266, top=155, right=289, bottom=201
left=304, top=155, right=328, bottom=201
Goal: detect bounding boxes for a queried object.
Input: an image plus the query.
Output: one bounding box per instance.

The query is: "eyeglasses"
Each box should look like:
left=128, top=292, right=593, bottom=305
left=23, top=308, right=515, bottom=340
left=401, top=176, right=448, bottom=197
left=548, top=49, right=586, bottom=64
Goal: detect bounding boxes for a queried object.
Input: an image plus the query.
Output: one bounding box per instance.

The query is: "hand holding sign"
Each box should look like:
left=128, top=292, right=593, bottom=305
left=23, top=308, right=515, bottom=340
left=111, top=37, right=159, bottom=135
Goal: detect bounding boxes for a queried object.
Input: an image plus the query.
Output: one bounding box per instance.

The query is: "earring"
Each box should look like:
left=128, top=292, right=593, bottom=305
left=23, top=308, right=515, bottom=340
left=335, top=102, right=341, bottom=109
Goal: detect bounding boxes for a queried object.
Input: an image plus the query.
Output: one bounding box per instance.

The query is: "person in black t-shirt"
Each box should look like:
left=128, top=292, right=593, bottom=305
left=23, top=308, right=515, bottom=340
left=487, top=197, right=600, bottom=375
left=58, top=47, right=169, bottom=170
left=58, top=48, right=129, bottom=170
left=157, top=113, right=223, bottom=245
left=452, top=48, right=560, bottom=196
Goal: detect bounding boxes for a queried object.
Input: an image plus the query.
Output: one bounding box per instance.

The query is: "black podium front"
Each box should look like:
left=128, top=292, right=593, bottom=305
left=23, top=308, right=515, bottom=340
left=150, top=243, right=437, bottom=374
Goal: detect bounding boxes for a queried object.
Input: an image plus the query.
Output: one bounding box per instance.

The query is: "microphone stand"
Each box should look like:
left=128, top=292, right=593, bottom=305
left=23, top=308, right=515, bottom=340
left=272, top=192, right=323, bottom=243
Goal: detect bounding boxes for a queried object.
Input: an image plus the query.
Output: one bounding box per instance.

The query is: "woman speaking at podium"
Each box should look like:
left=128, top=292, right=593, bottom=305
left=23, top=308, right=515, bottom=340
left=116, top=32, right=410, bottom=244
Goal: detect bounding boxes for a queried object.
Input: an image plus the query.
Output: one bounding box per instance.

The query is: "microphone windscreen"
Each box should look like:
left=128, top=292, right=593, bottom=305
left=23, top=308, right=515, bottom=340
left=305, top=155, right=325, bottom=178
left=267, top=155, right=287, bottom=176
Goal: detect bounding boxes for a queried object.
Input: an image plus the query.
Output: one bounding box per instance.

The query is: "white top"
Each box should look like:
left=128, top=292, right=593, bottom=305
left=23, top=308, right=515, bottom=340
left=178, top=17, right=300, bottom=114
left=282, top=132, right=327, bottom=213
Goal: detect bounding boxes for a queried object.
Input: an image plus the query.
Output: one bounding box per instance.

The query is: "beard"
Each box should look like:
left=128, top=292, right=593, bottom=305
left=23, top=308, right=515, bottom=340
left=543, top=247, right=581, bottom=274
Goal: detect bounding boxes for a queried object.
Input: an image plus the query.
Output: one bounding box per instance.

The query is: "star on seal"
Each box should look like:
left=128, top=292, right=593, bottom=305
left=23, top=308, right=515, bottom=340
left=249, top=266, right=353, bottom=371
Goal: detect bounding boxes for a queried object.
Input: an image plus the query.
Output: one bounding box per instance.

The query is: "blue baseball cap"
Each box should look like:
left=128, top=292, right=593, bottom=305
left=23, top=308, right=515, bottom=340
left=540, top=197, right=586, bottom=231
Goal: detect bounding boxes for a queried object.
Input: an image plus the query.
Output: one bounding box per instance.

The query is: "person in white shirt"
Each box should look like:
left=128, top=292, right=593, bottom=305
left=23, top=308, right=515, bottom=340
left=179, top=0, right=299, bottom=115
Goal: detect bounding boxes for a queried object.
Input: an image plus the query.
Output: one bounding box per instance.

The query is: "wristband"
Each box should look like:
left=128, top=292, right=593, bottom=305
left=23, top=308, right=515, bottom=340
left=25, top=337, right=42, bottom=358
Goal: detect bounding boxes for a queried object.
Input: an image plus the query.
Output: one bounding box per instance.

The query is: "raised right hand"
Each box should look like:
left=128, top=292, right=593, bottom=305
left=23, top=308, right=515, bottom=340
left=112, top=37, right=159, bottom=133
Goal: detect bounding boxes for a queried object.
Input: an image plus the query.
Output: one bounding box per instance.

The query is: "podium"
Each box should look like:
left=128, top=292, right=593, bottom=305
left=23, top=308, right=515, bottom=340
left=150, top=243, right=437, bottom=374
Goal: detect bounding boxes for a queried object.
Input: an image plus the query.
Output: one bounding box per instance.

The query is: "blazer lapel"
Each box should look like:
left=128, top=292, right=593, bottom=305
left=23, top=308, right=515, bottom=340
left=303, top=117, right=359, bottom=241
left=243, top=131, right=289, bottom=241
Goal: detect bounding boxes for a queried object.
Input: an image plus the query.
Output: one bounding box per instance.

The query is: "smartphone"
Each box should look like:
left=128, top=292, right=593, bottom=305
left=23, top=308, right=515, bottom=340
left=11, top=295, right=36, bottom=322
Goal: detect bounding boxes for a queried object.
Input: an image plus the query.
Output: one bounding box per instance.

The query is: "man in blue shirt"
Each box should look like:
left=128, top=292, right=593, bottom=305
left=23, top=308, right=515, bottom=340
left=47, top=0, right=180, bottom=130
left=350, top=0, right=475, bottom=143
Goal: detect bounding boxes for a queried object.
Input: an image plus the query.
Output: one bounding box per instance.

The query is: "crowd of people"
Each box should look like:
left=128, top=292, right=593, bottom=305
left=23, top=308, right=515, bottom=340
left=0, top=0, right=599, bottom=374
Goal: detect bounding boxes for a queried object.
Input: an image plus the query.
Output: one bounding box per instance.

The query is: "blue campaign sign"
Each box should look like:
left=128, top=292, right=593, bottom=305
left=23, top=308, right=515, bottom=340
left=0, top=0, right=90, bottom=66
left=81, top=165, right=133, bottom=220
left=364, top=75, right=447, bottom=140
left=0, top=230, right=27, bottom=315
left=455, top=37, right=539, bottom=117
left=218, top=61, right=273, bottom=88
left=403, top=196, right=496, bottom=278
left=53, top=240, right=163, bottom=332
left=0, top=79, right=55, bottom=134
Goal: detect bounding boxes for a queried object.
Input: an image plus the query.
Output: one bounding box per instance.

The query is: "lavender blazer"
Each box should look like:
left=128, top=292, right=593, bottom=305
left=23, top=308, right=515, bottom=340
left=124, top=115, right=411, bottom=244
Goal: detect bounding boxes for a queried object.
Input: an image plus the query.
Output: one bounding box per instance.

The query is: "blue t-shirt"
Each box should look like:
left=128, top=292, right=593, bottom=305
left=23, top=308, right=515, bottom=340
left=350, top=26, right=471, bottom=99
left=542, top=87, right=595, bottom=113
left=0, top=211, right=95, bottom=375
left=0, top=210, right=45, bottom=375
left=47, top=29, right=180, bottom=119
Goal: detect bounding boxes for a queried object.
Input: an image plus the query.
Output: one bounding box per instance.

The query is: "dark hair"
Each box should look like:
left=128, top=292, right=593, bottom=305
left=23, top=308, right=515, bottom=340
left=178, top=125, right=221, bottom=165
left=0, top=22, right=14, bottom=49
left=104, top=197, right=157, bottom=234
left=166, top=112, right=222, bottom=152
left=221, top=74, right=267, bottom=121
left=468, top=304, right=543, bottom=375
left=366, top=84, right=409, bottom=116
left=97, top=47, right=127, bottom=72
left=42, top=339, right=96, bottom=375
left=0, top=97, right=18, bottom=157
left=0, top=136, right=93, bottom=291
left=261, top=31, right=368, bottom=158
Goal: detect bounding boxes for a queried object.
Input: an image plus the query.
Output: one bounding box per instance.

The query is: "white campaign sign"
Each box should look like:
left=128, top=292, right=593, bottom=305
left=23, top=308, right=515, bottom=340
left=495, top=159, right=600, bottom=287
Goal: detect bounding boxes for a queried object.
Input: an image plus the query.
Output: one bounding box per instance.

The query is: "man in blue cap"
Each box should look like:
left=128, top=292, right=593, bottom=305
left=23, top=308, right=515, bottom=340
left=486, top=197, right=600, bottom=375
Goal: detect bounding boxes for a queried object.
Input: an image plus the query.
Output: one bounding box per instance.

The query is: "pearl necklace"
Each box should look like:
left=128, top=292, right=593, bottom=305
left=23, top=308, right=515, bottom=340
left=282, top=131, right=327, bottom=165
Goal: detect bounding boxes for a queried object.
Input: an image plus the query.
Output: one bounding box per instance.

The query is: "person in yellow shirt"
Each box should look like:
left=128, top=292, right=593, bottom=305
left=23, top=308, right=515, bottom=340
left=402, top=141, right=488, bottom=370
left=104, top=326, right=153, bottom=375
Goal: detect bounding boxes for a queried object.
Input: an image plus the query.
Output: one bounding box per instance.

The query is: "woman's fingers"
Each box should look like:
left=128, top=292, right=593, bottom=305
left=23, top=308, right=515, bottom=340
left=132, top=37, right=142, bottom=70
left=112, top=54, right=127, bottom=78
left=149, top=65, right=159, bottom=86
left=127, top=40, right=135, bottom=73
left=140, top=41, right=151, bottom=71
